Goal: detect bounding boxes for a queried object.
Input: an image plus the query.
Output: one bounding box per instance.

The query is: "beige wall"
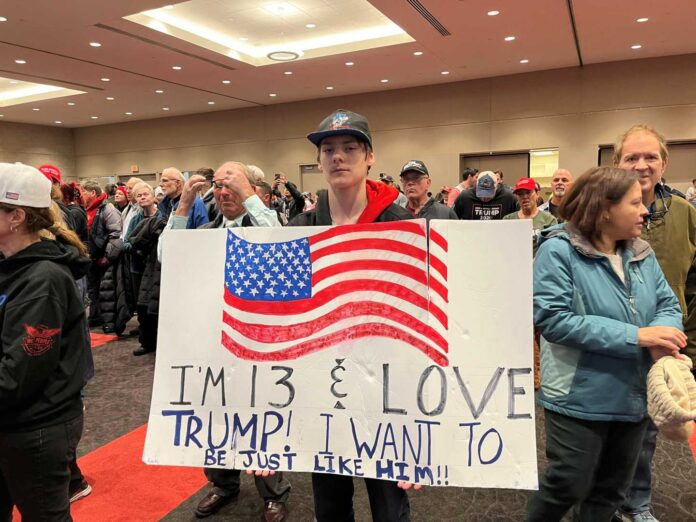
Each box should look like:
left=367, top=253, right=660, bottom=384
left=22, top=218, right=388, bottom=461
left=0, top=121, right=75, bottom=178
left=66, top=53, right=696, bottom=191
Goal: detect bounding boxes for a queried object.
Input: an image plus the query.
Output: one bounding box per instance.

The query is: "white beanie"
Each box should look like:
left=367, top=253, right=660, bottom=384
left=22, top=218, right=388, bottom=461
left=0, top=162, right=52, bottom=208
left=647, top=356, right=696, bottom=442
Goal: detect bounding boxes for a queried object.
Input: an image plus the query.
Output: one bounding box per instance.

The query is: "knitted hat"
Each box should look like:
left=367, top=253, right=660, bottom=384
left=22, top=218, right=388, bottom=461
left=647, top=356, right=696, bottom=442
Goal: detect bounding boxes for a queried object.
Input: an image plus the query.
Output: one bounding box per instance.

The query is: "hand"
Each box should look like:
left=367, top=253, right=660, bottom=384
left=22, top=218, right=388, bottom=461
left=245, top=469, right=276, bottom=477
left=175, top=175, right=208, bottom=216
left=278, top=174, right=288, bottom=185
left=638, top=326, right=687, bottom=354
left=397, top=481, right=422, bottom=491
left=96, top=256, right=109, bottom=267
left=222, top=168, right=255, bottom=200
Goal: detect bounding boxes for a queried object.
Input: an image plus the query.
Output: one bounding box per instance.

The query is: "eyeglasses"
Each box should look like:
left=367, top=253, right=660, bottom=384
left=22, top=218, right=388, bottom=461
left=212, top=179, right=226, bottom=189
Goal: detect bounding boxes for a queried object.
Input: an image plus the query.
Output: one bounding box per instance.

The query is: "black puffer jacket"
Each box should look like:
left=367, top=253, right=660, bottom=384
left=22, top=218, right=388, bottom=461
left=129, top=216, right=166, bottom=315
left=100, top=255, right=132, bottom=335
left=0, top=239, right=90, bottom=431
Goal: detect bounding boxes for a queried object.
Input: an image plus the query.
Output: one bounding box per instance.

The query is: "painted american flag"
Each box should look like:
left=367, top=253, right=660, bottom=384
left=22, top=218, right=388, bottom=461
left=221, top=220, right=449, bottom=365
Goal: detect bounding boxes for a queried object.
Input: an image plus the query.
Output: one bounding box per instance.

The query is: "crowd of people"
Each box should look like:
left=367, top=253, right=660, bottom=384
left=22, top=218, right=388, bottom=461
left=1, top=107, right=695, bottom=522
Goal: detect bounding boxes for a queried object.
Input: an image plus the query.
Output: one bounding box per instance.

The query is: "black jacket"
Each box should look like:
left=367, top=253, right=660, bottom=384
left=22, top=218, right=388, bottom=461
left=130, top=217, right=167, bottom=315
left=65, top=204, right=89, bottom=243
left=453, top=185, right=518, bottom=220
left=408, top=198, right=458, bottom=221
left=0, top=239, right=90, bottom=431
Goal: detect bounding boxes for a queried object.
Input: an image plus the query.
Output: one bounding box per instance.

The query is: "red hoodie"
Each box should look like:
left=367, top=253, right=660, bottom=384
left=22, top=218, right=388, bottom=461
left=358, top=179, right=399, bottom=223
left=86, top=192, right=107, bottom=230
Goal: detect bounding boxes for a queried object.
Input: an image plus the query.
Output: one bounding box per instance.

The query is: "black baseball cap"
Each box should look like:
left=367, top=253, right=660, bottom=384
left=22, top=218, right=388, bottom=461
left=400, top=160, right=429, bottom=177
left=307, top=109, right=372, bottom=147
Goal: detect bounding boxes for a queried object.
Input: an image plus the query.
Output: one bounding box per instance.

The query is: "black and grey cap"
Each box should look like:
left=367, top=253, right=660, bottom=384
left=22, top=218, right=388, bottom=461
left=400, top=160, right=429, bottom=177
left=307, top=109, right=372, bottom=147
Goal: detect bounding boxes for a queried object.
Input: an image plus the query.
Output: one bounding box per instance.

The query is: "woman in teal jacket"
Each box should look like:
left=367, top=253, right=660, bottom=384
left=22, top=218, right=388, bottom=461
left=526, top=167, right=685, bottom=522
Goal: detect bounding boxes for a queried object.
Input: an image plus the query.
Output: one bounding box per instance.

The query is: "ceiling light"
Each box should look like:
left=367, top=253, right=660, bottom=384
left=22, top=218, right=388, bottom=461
left=269, top=93, right=277, bottom=97
left=239, top=37, right=248, bottom=41
left=106, top=96, right=115, bottom=100
left=101, top=77, right=110, bottom=82
left=326, top=86, right=334, bottom=90
left=504, top=36, right=516, bottom=41
left=380, top=79, right=389, bottom=83
left=90, top=42, right=102, bottom=47
left=305, top=23, right=316, bottom=29
left=32, top=108, right=40, bottom=111
left=413, top=51, right=423, bottom=56
left=0, top=115, right=4, bottom=117
left=222, top=80, right=231, bottom=84
left=441, top=71, right=450, bottom=75
left=9, top=80, right=18, bottom=84
left=15, top=59, right=26, bottom=64
left=172, top=65, right=182, bottom=70
left=0, top=17, right=7, bottom=22
left=67, top=102, right=76, bottom=106
left=208, top=101, right=215, bottom=105
left=519, top=59, right=529, bottom=64
left=125, top=112, right=133, bottom=115
left=263, top=3, right=299, bottom=16
left=162, top=107, right=170, bottom=111
left=164, top=4, right=175, bottom=8
left=345, top=61, right=354, bottom=66
left=636, top=17, right=649, bottom=23
left=284, top=71, right=293, bottom=75
left=55, top=121, right=62, bottom=124
left=487, top=10, right=500, bottom=16
left=631, top=44, right=642, bottom=49
left=90, top=116, right=98, bottom=119
left=267, top=51, right=301, bottom=62
left=155, top=89, right=164, bottom=93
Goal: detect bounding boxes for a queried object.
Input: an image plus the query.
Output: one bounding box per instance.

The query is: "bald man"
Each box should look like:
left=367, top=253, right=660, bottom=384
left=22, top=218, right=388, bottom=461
left=158, top=167, right=208, bottom=228
left=539, top=169, right=573, bottom=219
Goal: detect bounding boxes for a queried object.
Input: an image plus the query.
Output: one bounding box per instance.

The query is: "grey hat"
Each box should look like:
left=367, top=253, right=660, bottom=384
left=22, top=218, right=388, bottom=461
left=476, top=171, right=498, bottom=199
left=307, top=109, right=372, bottom=147
left=400, top=160, right=429, bottom=177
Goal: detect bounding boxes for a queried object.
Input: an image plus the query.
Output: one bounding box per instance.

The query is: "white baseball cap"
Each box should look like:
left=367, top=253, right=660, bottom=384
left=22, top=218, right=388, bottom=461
left=0, top=162, right=52, bottom=208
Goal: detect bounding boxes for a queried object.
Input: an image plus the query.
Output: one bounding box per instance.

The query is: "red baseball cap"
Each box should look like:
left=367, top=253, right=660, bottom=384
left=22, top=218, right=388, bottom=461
left=513, top=177, right=537, bottom=193
left=38, top=164, right=62, bottom=184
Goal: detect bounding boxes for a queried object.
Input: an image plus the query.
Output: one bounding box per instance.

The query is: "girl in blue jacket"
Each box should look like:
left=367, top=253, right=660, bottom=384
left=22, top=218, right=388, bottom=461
left=526, top=167, right=685, bottom=522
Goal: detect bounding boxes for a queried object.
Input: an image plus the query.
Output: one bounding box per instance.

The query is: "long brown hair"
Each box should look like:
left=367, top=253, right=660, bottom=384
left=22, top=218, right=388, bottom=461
left=558, top=166, right=639, bottom=241
left=0, top=202, right=89, bottom=257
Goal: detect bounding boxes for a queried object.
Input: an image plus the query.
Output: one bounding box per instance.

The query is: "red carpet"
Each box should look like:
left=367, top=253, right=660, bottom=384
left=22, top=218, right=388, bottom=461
left=13, top=424, right=207, bottom=521
left=90, top=332, right=118, bottom=348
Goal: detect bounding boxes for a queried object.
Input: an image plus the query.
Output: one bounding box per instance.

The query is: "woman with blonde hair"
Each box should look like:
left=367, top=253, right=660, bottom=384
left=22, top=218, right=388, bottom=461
left=0, top=163, right=90, bottom=520
left=527, top=166, right=685, bottom=521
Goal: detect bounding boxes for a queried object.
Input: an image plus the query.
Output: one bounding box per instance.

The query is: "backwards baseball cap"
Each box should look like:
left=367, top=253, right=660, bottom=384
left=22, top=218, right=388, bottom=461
left=38, top=164, right=62, bottom=184
left=513, top=177, right=537, bottom=193
left=400, top=160, right=429, bottom=177
left=0, top=162, right=52, bottom=208
left=307, top=109, right=372, bottom=148
left=476, top=171, right=499, bottom=199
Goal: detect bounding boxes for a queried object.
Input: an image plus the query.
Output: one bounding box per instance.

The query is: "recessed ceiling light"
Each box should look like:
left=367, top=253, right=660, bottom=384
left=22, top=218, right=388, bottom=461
left=284, top=71, right=293, bottom=75
left=263, top=3, right=298, bottom=16
left=520, top=59, right=529, bottom=64
left=55, top=121, right=62, bottom=124
left=172, top=65, right=182, bottom=70
left=345, top=61, right=354, bottom=66
left=162, top=107, right=170, bottom=111
left=631, top=44, right=642, bottom=49
left=239, top=37, right=248, bottom=41
left=15, top=59, right=26, bottom=64
left=441, top=71, right=450, bottom=75
left=0, top=17, right=7, bottom=22
left=32, top=108, right=40, bottom=111
left=305, top=23, right=316, bottom=29
left=9, top=80, right=18, bottom=84
left=267, top=51, right=301, bottom=62
left=636, top=17, right=649, bottom=23
left=101, top=77, right=110, bottom=82
left=222, top=80, right=231, bottom=84
left=269, top=93, right=277, bottom=97
left=326, top=86, right=334, bottom=90
left=90, top=42, right=102, bottom=47
left=413, top=51, right=423, bottom=56
left=106, top=96, right=115, bottom=100
left=504, top=36, right=516, bottom=41
left=0, top=114, right=4, bottom=117
left=487, top=10, right=500, bottom=16
left=155, top=89, right=164, bottom=93
left=164, top=4, right=174, bottom=8
left=380, top=79, right=389, bottom=83
left=90, top=116, right=98, bottom=119
left=208, top=101, right=215, bottom=105
left=125, top=112, right=133, bottom=115
left=67, top=102, right=76, bottom=106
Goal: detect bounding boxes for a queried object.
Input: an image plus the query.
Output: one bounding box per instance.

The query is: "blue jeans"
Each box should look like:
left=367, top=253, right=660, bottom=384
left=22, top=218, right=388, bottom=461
left=0, top=415, right=83, bottom=522
left=621, top=420, right=658, bottom=513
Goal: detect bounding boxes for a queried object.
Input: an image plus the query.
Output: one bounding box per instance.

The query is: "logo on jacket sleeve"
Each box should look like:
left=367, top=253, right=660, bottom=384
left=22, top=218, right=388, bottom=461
left=22, top=324, right=61, bottom=356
